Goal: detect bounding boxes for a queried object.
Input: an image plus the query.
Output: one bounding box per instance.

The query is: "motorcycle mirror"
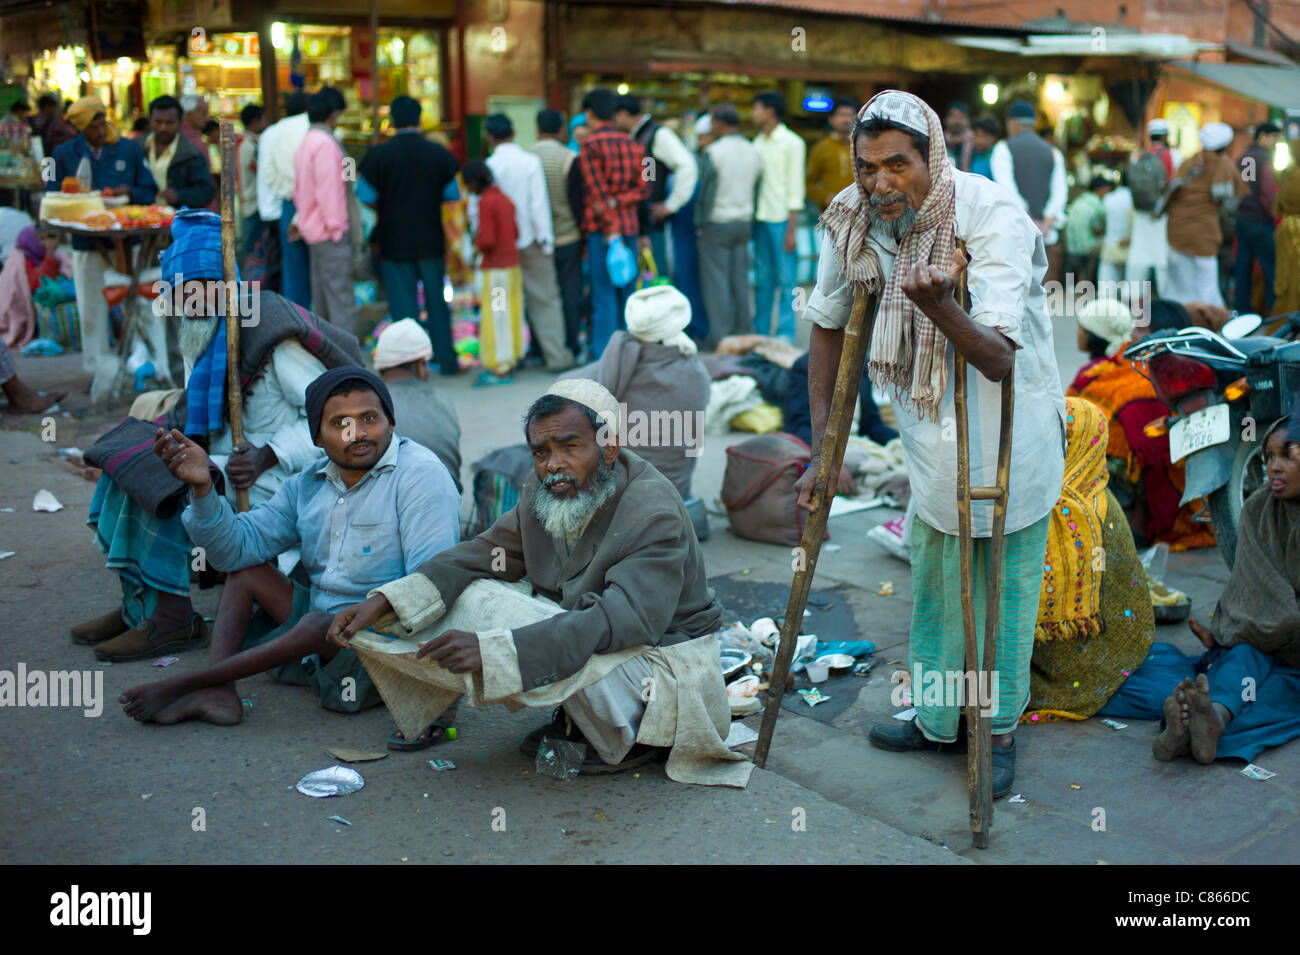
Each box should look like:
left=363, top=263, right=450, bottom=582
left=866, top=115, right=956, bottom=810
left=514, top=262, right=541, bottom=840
left=1222, top=314, right=1262, bottom=339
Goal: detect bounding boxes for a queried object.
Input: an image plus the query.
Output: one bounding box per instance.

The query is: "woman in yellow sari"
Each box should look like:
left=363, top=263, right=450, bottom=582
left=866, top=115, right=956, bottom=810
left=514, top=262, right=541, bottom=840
left=1023, top=397, right=1155, bottom=721
left=1275, top=141, right=1300, bottom=315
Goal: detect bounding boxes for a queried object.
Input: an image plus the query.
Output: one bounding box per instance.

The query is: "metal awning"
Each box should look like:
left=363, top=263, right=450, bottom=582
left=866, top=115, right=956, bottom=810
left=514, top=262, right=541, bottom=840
left=947, top=33, right=1219, bottom=58
left=1168, top=60, right=1300, bottom=109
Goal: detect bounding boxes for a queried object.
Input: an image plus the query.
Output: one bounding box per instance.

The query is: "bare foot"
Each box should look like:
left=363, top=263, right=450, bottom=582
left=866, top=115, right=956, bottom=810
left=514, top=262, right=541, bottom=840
left=7, top=390, right=66, bottom=414
left=120, top=680, right=189, bottom=722
left=1185, top=673, right=1223, bottom=764
left=1153, top=682, right=1191, bottom=760
left=152, top=686, right=243, bottom=726
left=1188, top=617, right=1215, bottom=650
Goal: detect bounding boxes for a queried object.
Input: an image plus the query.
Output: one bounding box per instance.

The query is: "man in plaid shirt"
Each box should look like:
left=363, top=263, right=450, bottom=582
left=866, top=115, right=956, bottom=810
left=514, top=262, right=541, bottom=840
left=578, top=88, right=651, bottom=358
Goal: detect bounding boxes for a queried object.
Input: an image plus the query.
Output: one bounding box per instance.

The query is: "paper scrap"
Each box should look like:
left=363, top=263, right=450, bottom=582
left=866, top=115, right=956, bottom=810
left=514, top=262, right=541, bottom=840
left=724, top=723, right=759, bottom=748
left=327, top=748, right=388, bottom=763
left=893, top=707, right=917, bottom=720
left=1100, top=718, right=1128, bottom=731
left=32, top=489, right=63, bottom=512
left=1070, top=783, right=1082, bottom=790
left=0, top=552, right=13, bottom=561
left=327, top=815, right=352, bottom=826
left=1241, top=763, right=1276, bottom=781
left=823, top=544, right=842, bottom=552
left=152, top=656, right=180, bottom=668
left=0, top=507, right=14, bottom=512
left=241, top=698, right=253, bottom=708
left=828, top=496, right=886, bottom=517
left=428, top=759, right=457, bottom=771
left=797, top=687, right=830, bottom=708
left=1009, top=794, right=1027, bottom=803
left=877, top=580, right=895, bottom=596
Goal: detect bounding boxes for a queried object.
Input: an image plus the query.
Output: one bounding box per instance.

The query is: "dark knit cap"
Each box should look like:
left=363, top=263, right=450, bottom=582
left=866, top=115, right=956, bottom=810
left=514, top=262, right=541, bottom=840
left=305, top=367, right=395, bottom=442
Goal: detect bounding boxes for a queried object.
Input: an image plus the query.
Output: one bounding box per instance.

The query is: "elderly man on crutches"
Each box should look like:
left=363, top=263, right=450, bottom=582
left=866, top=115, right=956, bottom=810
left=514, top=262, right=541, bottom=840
left=797, top=91, right=1066, bottom=803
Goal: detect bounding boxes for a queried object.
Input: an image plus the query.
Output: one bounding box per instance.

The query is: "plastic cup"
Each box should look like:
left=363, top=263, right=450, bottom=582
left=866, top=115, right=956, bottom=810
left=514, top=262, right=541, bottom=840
left=806, top=661, right=830, bottom=683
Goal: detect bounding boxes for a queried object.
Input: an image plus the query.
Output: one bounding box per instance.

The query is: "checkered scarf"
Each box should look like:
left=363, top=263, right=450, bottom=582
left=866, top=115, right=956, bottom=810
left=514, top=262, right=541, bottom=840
left=817, top=90, right=959, bottom=423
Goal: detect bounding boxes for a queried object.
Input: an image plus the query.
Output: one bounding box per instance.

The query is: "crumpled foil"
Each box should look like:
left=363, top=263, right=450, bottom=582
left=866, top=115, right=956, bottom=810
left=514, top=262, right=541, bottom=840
left=296, top=765, right=365, bottom=798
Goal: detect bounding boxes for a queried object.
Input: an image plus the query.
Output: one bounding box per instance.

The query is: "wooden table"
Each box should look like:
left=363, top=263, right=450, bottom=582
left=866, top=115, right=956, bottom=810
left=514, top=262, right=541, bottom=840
left=39, top=221, right=171, bottom=406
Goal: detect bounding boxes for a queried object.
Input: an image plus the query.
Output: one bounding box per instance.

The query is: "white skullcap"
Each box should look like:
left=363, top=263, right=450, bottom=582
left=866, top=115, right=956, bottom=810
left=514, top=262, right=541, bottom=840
left=372, top=317, right=433, bottom=371
left=1077, top=298, right=1136, bottom=357
left=624, top=285, right=696, bottom=356
left=860, top=91, right=930, bottom=137
left=1199, top=122, right=1233, bottom=151
left=694, top=113, right=712, bottom=136
left=546, top=378, right=621, bottom=437
left=1146, top=118, right=1169, bottom=136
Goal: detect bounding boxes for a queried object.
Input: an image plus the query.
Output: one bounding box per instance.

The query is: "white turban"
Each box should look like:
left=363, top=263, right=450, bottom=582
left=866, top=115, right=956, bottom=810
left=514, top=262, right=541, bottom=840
left=694, top=113, right=712, bottom=136
left=1077, top=298, right=1136, bottom=357
left=624, top=285, right=696, bottom=356
left=546, top=378, right=621, bottom=437
left=1199, top=122, right=1233, bottom=152
left=1146, top=118, right=1169, bottom=136
left=373, top=317, right=433, bottom=371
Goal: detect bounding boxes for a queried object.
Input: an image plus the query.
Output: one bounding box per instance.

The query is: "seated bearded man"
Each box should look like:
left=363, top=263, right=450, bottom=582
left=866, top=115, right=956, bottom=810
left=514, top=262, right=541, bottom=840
left=328, top=379, right=751, bottom=784
left=119, top=368, right=460, bottom=727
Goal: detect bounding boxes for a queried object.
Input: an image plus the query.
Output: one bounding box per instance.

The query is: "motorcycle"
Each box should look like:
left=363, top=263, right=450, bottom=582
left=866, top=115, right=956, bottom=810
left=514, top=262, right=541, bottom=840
left=1125, top=311, right=1300, bottom=569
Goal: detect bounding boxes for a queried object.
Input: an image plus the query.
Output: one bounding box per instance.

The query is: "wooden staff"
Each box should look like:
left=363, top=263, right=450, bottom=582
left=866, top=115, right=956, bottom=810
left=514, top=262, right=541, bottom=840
left=953, top=249, right=1014, bottom=849
left=754, top=289, right=877, bottom=768
left=218, top=120, right=249, bottom=512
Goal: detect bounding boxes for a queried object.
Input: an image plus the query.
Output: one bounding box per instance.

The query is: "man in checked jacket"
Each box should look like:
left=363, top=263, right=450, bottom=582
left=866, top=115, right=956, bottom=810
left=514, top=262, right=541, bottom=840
left=577, top=88, right=652, bottom=359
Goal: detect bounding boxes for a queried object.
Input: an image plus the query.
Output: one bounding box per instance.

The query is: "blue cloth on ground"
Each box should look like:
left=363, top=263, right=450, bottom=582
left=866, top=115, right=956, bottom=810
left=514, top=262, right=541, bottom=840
left=815, top=640, right=875, bottom=659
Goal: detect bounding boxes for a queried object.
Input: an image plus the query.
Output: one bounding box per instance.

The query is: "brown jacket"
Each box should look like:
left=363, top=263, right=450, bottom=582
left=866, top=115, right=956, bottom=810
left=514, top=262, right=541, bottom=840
left=411, top=449, right=722, bottom=689
left=1166, top=150, right=1247, bottom=258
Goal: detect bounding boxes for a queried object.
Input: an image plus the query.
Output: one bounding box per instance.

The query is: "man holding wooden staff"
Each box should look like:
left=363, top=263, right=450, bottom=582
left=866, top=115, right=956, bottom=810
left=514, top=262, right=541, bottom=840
left=796, top=91, right=1066, bottom=797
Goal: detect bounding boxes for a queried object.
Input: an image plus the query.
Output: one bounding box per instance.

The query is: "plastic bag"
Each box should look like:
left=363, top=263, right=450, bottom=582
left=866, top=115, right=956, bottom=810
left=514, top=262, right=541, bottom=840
left=606, top=237, right=637, bottom=289
left=536, top=736, right=585, bottom=781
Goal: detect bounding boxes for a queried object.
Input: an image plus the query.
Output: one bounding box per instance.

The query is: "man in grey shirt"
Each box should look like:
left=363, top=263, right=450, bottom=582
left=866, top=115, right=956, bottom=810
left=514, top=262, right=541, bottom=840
left=373, top=318, right=463, bottom=494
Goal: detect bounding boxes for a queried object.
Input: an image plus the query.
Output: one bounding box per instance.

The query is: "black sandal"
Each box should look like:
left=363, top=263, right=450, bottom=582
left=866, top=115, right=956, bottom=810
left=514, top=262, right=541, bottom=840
left=388, top=712, right=458, bottom=751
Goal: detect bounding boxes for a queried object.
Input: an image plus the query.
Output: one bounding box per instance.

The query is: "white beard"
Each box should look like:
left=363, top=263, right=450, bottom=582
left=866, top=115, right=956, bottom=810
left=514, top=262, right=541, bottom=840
left=180, top=316, right=221, bottom=364
left=531, top=460, right=618, bottom=543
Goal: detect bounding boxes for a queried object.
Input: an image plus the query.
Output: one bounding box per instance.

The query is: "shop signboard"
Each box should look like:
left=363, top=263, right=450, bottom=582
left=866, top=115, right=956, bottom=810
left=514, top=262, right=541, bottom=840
left=148, top=0, right=234, bottom=32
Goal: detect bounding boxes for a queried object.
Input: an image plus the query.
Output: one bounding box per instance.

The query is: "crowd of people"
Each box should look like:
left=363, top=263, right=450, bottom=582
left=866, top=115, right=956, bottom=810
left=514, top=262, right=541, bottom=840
left=3, top=80, right=1299, bottom=799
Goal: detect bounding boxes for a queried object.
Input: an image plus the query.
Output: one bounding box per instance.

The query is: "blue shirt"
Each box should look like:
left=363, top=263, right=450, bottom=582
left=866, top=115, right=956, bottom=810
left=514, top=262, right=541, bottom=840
left=970, top=150, right=993, bottom=181
left=47, top=134, right=158, bottom=250
left=183, top=435, right=460, bottom=614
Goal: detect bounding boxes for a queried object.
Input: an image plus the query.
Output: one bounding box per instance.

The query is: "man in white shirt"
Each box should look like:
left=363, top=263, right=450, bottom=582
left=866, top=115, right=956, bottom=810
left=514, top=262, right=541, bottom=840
left=613, top=95, right=705, bottom=338
left=751, top=91, right=806, bottom=341
left=1126, top=119, right=1183, bottom=296
left=484, top=113, right=574, bottom=372
left=257, top=91, right=312, bottom=308
left=799, top=91, right=1065, bottom=798
left=696, top=103, right=763, bottom=347
left=991, top=101, right=1067, bottom=287
left=1098, top=175, right=1133, bottom=288
left=237, top=103, right=268, bottom=266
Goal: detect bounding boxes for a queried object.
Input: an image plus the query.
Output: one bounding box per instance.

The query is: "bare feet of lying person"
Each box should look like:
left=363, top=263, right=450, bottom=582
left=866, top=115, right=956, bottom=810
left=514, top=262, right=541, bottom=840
left=1188, top=616, right=1216, bottom=650
left=120, top=679, right=242, bottom=726
left=1153, top=679, right=1192, bottom=760
left=1184, top=672, right=1228, bottom=764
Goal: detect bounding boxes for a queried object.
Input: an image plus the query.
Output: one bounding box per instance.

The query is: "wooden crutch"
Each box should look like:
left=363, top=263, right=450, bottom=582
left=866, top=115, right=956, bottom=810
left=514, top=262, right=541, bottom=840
left=218, top=120, right=249, bottom=512
left=953, top=249, right=1014, bottom=849
left=754, top=289, right=878, bottom=768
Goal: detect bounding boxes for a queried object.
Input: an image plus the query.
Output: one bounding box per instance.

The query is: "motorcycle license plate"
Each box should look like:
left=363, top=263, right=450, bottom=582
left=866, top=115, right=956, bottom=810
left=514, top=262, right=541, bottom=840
left=1169, top=404, right=1230, bottom=463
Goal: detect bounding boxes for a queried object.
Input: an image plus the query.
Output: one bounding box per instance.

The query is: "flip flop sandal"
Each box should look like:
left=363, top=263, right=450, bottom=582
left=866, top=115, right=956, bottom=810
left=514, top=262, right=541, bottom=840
left=388, top=717, right=458, bottom=752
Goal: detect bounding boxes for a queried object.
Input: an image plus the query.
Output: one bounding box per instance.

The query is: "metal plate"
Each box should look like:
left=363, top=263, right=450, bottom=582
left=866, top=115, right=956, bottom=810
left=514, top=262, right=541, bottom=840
left=1169, top=404, right=1230, bottom=463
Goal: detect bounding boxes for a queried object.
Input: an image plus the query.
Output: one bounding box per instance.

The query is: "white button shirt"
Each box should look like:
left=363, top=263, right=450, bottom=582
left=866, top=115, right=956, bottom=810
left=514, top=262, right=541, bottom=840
left=486, top=141, right=555, bottom=252
left=804, top=170, right=1066, bottom=538
left=256, top=112, right=310, bottom=222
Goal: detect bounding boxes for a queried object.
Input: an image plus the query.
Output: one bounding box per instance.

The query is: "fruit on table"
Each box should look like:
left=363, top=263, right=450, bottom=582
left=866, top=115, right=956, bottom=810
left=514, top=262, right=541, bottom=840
left=61, top=178, right=82, bottom=193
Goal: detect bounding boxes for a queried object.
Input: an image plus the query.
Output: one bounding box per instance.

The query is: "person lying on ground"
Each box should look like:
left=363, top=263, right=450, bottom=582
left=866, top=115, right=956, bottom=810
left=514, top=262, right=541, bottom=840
left=326, top=379, right=740, bottom=778
left=118, top=367, right=461, bottom=735
left=75, top=209, right=362, bottom=663
left=1101, top=418, right=1300, bottom=764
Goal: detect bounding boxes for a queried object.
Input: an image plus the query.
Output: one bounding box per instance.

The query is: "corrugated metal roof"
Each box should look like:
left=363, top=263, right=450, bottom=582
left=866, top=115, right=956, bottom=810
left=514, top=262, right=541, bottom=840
left=1168, top=60, right=1300, bottom=109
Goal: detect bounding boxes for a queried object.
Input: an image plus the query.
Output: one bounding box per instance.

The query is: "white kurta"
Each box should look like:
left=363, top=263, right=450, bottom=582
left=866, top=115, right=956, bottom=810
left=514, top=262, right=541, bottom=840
left=804, top=171, right=1067, bottom=538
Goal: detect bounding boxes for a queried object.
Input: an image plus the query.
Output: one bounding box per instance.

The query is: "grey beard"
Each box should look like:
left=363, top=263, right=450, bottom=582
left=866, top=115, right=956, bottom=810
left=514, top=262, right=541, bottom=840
left=531, top=460, right=618, bottom=543
left=180, top=316, right=221, bottom=364
left=868, top=199, right=918, bottom=244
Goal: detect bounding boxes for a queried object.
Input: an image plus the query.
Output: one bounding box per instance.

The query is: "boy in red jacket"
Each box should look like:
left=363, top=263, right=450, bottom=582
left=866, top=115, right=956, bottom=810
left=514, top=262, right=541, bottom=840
left=465, top=160, right=524, bottom=386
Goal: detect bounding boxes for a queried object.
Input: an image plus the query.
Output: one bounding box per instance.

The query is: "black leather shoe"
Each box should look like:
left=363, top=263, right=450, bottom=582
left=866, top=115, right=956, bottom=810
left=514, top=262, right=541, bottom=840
left=992, top=738, right=1016, bottom=798
left=869, top=718, right=950, bottom=752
